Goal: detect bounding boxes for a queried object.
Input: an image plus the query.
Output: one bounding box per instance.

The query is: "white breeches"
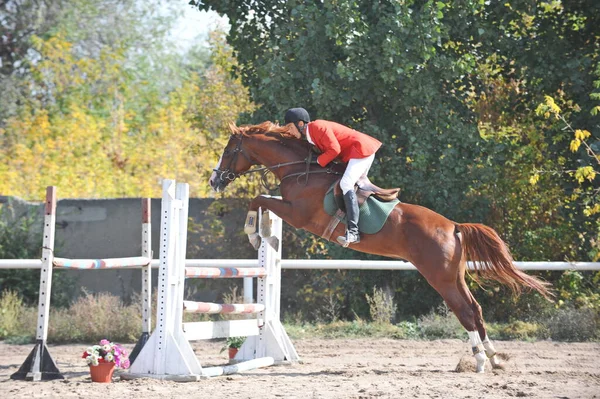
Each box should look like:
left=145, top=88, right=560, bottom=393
left=340, top=154, right=375, bottom=194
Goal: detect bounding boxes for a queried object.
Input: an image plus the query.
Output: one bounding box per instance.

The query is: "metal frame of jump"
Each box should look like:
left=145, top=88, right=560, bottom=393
left=124, top=180, right=298, bottom=381
left=10, top=187, right=153, bottom=382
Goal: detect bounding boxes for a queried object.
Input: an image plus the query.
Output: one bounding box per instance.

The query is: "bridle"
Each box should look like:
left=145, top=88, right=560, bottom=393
left=212, top=134, right=252, bottom=184
left=213, top=134, right=341, bottom=191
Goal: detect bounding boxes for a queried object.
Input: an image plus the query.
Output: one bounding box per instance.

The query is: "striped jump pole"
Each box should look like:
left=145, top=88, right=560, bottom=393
left=184, top=267, right=266, bottom=278
left=183, top=301, right=265, bottom=314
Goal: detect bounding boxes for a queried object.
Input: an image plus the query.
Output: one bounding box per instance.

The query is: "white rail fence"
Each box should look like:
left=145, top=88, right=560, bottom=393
left=2, top=258, right=600, bottom=271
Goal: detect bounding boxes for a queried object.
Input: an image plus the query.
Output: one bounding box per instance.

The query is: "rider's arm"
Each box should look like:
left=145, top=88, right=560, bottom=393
left=316, top=126, right=341, bottom=167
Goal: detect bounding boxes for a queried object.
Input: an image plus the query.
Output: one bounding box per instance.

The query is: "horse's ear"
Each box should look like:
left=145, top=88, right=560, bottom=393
left=228, top=122, right=239, bottom=135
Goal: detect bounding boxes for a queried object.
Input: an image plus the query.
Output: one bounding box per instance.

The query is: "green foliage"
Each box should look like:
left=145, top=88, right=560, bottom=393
left=47, top=292, right=142, bottom=343
left=0, top=290, right=24, bottom=339
left=0, top=203, right=76, bottom=307
left=417, top=304, right=465, bottom=340
left=365, top=286, right=396, bottom=324
left=288, top=320, right=408, bottom=340
left=545, top=308, right=599, bottom=341
left=556, top=271, right=600, bottom=309
left=488, top=321, right=549, bottom=341
left=220, top=336, right=246, bottom=353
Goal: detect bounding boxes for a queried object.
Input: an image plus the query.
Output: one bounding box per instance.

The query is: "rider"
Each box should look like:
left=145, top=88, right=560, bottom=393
left=284, top=107, right=382, bottom=247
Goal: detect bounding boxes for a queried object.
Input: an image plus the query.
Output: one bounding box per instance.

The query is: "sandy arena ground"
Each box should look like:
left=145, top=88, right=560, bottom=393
left=1, top=339, right=599, bottom=398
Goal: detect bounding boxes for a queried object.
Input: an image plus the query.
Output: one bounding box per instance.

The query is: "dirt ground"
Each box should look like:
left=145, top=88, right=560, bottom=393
left=1, top=339, right=599, bottom=398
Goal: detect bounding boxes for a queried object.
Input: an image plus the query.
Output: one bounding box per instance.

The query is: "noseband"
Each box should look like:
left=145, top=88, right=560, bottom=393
left=213, top=134, right=252, bottom=184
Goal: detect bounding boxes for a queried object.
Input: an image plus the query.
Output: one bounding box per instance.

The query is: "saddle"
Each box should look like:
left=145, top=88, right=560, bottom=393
left=333, top=176, right=400, bottom=211
left=322, top=178, right=400, bottom=241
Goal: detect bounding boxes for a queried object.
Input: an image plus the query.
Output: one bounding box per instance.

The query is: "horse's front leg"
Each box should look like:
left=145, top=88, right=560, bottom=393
left=244, top=195, right=296, bottom=250
left=249, top=194, right=299, bottom=219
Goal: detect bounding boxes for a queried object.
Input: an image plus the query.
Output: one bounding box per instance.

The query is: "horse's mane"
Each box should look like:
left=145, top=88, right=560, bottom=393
left=230, top=121, right=299, bottom=140
left=229, top=121, right=311, bottom=157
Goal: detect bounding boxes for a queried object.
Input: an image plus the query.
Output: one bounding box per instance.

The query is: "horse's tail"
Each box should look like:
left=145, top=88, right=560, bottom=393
left=457, top=223, right=553, bottom=300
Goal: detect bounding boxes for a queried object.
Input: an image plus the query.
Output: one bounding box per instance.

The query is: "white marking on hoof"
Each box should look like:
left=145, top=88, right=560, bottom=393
left=474, top=351, right=487, bottom=373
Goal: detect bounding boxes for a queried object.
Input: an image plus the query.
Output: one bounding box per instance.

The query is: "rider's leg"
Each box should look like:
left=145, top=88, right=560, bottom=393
left=337, top=155, right=374, bottom=247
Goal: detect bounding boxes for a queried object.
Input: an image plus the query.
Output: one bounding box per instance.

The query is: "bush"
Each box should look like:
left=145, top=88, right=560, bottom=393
left=0, top=290, right=36, bottom=342
left=48, top=292, right=142, bottom=343
left=0, top=290, right=23, bottom=338
left=417, top=304, right=465, bottom=339
left=545, top=308, right=599, bottom=341
left=366, top=286, right=396, bottom=324
left=0, top=203, right=76, bottom=308
left=489, top=320, right=549, bottom=341
left=285, top=320, right=407, bottom=339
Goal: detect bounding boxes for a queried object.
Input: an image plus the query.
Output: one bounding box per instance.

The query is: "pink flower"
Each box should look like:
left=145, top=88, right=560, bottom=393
left=99, top=339, right=110, bottom=346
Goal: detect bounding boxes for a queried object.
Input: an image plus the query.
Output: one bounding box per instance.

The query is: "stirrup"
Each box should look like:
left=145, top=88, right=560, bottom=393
left=336, top=231, right=360, bottom=247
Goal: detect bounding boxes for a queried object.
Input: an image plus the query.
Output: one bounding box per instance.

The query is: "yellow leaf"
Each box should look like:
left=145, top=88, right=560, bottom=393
left=570, top=139, right=581, bottom=152
left=544, top=95, right=561, bottom=115
left=574, top=166, right=596, bottom=183
left=575, top=129, right=591, bottom=140
left=529, top=174, right=540, bottom=185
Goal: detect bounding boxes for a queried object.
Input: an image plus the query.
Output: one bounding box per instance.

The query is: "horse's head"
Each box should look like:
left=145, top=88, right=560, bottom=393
left=209, top=127, right=255, bottom=192
left=209, top=121, right=308, bottom=192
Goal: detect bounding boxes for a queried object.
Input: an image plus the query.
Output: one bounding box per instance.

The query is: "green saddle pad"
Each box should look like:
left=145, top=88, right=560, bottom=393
left=323, top=184, right=400, bottom=235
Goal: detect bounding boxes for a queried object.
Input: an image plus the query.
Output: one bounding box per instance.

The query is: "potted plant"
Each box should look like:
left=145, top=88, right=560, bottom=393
left=220, top=336, right=245, bottom=360
left=82, top=339, right=130, bottom=383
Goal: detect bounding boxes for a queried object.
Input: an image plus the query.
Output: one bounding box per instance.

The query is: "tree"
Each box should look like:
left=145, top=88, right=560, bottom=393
left=0, top=0, right=255, bottom=199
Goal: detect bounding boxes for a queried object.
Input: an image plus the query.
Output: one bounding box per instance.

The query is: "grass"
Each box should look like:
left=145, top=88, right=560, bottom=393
left=1, top=290, right=598, bottom=344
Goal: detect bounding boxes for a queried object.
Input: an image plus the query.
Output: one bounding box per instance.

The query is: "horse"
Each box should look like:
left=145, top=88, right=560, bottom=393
left=209, top=121, right=552, bottom=373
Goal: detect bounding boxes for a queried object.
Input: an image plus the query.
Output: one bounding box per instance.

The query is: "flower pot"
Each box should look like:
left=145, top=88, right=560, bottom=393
left=228, top=347, right=239, bottom=360
left=89, top=362, right=115, bottom=383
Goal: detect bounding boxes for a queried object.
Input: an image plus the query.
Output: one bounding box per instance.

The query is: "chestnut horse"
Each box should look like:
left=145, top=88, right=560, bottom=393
left=209, top=121, right=552, bottom=373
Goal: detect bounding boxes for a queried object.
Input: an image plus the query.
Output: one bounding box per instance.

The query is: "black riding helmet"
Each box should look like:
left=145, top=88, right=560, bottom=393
left=284, top=107, right=310, bottom=135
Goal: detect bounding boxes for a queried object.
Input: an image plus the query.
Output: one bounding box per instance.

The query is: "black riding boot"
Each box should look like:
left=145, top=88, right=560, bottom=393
left=337, top=191, right=360, bottom=247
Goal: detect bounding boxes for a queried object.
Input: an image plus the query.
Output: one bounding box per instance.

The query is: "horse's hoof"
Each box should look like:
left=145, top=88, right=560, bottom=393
left=475, top=352, right=487, bottom=373
left=489, top=355, right=504, bottom=370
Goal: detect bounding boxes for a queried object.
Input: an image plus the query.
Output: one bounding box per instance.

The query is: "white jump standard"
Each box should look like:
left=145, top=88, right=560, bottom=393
left=10, top=188, right=153, bottom=381
left=124, top=180, right=298, bottom=381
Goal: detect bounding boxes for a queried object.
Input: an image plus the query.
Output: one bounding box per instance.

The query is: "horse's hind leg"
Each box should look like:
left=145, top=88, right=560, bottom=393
left=436, top=283, right=488, bottom=373
left=456, top=264, right=503, bottom=369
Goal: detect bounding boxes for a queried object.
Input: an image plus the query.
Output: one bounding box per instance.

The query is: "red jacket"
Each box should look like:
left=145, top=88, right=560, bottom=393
left=307, top=120, right=382, bottom=167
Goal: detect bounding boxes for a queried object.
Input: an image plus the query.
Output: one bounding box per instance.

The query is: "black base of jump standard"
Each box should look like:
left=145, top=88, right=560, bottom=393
left=129, top=332, right=150, bottom=364
left=10, top=340, right=64, bottom=381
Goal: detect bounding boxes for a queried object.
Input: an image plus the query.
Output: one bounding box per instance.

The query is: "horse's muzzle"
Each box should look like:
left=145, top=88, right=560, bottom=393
left=209, top=174, right=230, bottom=192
